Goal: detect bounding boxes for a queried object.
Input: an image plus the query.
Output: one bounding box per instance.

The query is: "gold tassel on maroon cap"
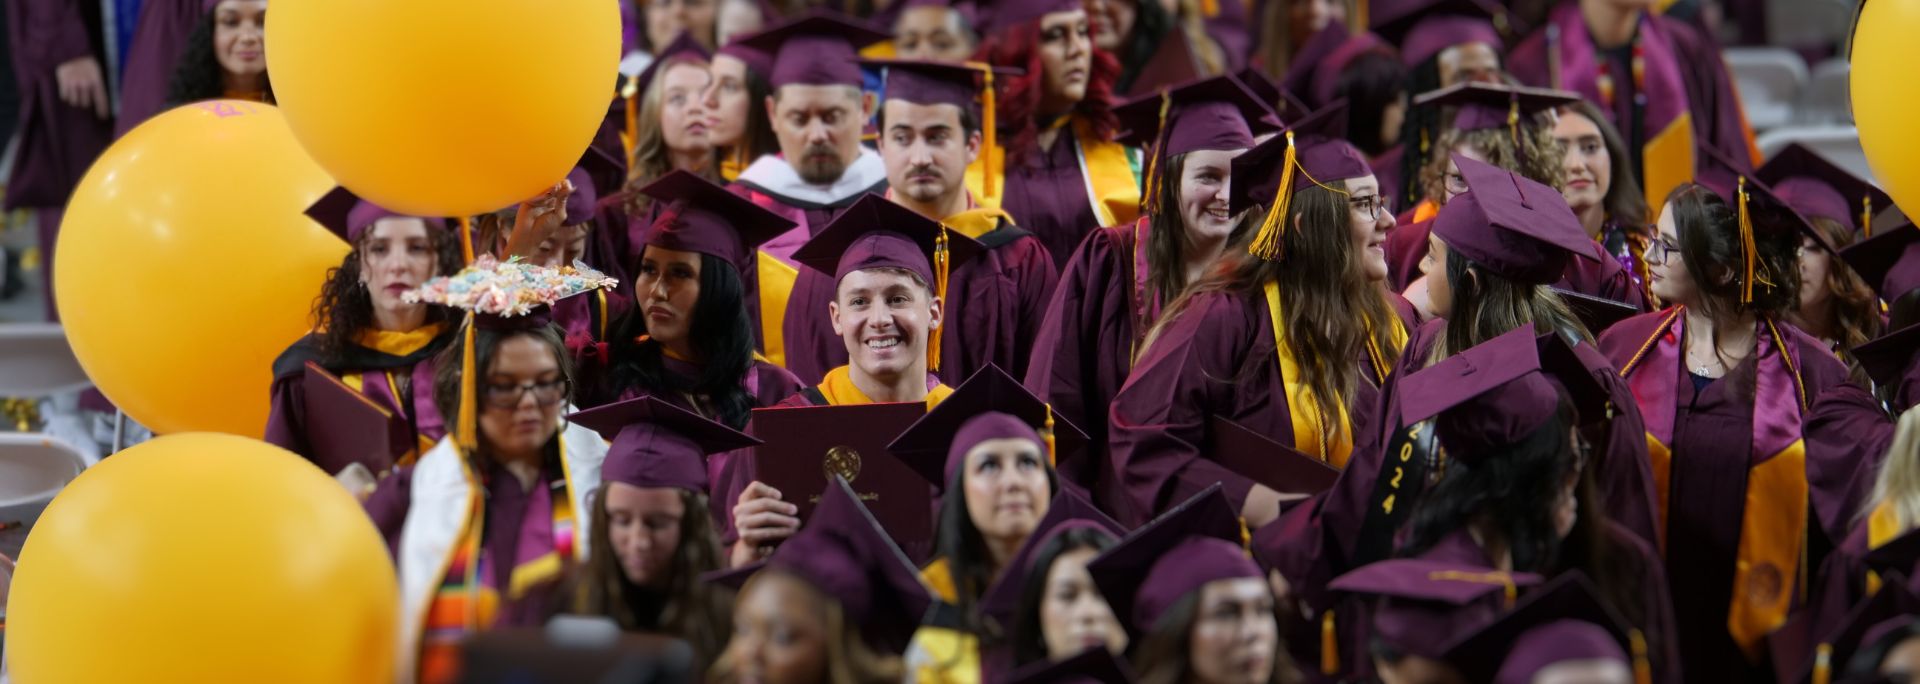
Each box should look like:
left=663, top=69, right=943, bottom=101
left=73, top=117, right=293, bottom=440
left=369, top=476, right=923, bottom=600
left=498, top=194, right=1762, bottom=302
left=1042, top=405, right=1057, bottom=466
left=1506, top=96, right=1521, bottom=150
left=1813, top=643, right=1832, bottom=684
left=1864, top=195, right=1875, bottom=238
left=457, top=311, right=478, bottom=452
left=1320, top=611, right=1338, bottom=676
left=966, top=61, right=1000, bottom=203
left=929, top=226, right=950, bottom=373
left=1141, top=89, right=1173, bottom=215
left=1249, top=132, right=1297, bottom=261
left=1630, top=629, right=1652, bottom=684
left=1738, top=177, right=1765, bottom=304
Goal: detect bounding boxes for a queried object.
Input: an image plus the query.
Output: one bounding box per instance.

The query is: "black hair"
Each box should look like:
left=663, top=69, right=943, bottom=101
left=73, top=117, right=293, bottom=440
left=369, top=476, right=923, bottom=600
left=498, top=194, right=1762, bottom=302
left=930, top=448, right=1060, bottom=634
left=599, top=251, right=757, bottom=430
left=1393, top=58, right=1444, bottom=207
left=1399, top=396, right=1578, bottom=572
left=432, top=323, right=577, bottom=456
left=1335, top=51, right=1409, bottom=156
left=1007, top=526, right=1120, bottom=667
left=164, top=12, right=274, bottom=106
left=1668, top=183, right=1801, bottom=320
left=1111, top=0, right=1175, bottom=95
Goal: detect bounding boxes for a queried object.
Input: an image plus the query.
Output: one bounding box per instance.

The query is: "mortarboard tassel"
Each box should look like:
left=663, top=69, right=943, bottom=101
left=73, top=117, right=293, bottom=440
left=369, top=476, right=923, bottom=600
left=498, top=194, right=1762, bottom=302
left=1042, top=406, right=1057, bottom=467
left=1630, top=629, right=1652, bottom=684
left=976, top=64, right=999, bottom=202
left=1249, top=132, right=1298, bottom=261
left=1237, top=517, right=1252, bottom=552
left=1813, top=643, right=1832, bottom=684
left=457, top=215, right=476, bottom=265
left=929, top=227, right=950, bottom=372
left=1141, top=90, right=1173, bottom=215
left=1863, top=195, right=1875, bottom=237
left=1738, top=177, right=1761, bottom=305
left=1200, top=0, right=1219, bottom=18
left=1506, top=97, right=1521, bottom=152
left=457, top=311, right=478, bottom=452
left=1320, top=611, right=1338, bottom=675
left=1427, top=570, right=1518, bottom=609
left=622, top=75, right=641, bottom=166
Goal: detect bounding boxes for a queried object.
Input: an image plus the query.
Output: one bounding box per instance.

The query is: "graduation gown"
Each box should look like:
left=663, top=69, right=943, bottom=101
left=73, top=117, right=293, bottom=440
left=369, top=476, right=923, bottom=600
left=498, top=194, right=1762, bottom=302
left=1508, top=3, right=1756, bottom=212
left=935, top=204, right=1060, bottom=384
left=4, top=0, right=112, bottom=211
left=617, top=351, right=806, bottom=490
left=114, top=0, right=206, bottom=137
left=1383, top=216, right=1649, bottom=309
left=732, top=149, right=889, bottom=384
left=988, top=117, right=1142, bottom=272
left=1807, top=348, right=1918, bottom=545
left=1597, top=309, right=1849, bottom=681
left=1106, top=285, right=1406, bottom=527
left=552, top=288, right=634, bottom=386
left=264, top=325, right=456, bottom=475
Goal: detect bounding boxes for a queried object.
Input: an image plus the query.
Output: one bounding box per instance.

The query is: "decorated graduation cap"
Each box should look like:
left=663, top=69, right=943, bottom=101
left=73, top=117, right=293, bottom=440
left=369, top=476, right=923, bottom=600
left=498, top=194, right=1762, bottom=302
left=1114, top=76, right=1284, bottom=216
left=1433, top=154, right=1600, bottom=284
left=1414, top=81, right=1581, bottom=146
left=862, top=58, right=1020, bottom=199
left=1225, top=101, right=1369, bottom=262
left=735, top=11, right=890, bottom=89
left=887, top=363, right=1088, bottom=488
left=1085, top=484, right=1259, bottom=635
left=1371, top=0, right=1510, bottom=67
left=704, top=477, right=936, bottom=654
left=972, top=0, right=1081, bottom=36
left=305, top=187, right=447, bottom=246
left=792, top=194, right=984, bottom=371
left=1841, top=225, right=1920, bottom=390
left=566, top=394, right=761, bottom=494
left=1328, top=558, right=1544, bottom=658
left=1005, top=644, right=1139, bottom=684
left=563, top=145, right=624, bottom=226
left=976, top=487, right=1125, bottom=630
left=1757, top=143, right=1894, bottom=236
left=1696, top=143, right=1827, bottom=304
left=637, top=170, right=799, bottom=272
left=1441, top=573, right=1639, bottom=684
left=1396, top=326, right=1608, bottom=462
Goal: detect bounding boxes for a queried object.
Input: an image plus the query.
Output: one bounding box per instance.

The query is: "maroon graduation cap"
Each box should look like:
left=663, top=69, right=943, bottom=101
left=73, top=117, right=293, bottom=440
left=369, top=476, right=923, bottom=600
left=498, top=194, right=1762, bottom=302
left=1440, top=572, right=1636, bottom=684
left=563, top=145, right=624, bottom=226
left=887, top=363, right=1089, bottom=489
left=1227, top=108, right=1369, bottom=219
left=972, top=0, right=1082, bottom=36
left=1840, top=225, right=1920, bottom=389
left=305, top=186, right=447, bottom=246
left=1396, top=327, right=1608, bottom=462
left=793, top=193, right=985, bottom=287
left=1114, top=75, right=1283, bottom=158
left=1084, top=484, right=1259, bottom=635
left=629, top=32, right=714, bottom=102
left=567, top=394, right=762, bottom=494
left=1371, top=0, right=1510, bottom=67
left=861, top=59, right=1022, bottom=199
left=1695, top=141, right=1828, bottom=255
left=1004, top=644, right=1139, bottom=684
left=1328, top=558, right=1544, bottom=659
left=734, top=11, right=889, bottom=89
left=1757, top=143, right=1895, bottom=235
left=1412, top=81, right=1580, bottom=138
left=1552, top=288, right=1642, bottom=337
left=1433, top=153, right=1600, bottom=285
left=976, top=486, right=1125, bottom=631
left=637, top=170, right=799, bottom=272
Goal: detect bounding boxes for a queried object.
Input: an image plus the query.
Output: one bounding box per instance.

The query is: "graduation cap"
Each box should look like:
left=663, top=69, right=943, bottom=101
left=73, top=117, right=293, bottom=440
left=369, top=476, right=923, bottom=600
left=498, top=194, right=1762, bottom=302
left=1552, top=288, right=1642, bottom=336
left=1396, top=327, right=1608, bottom=462
left=305, top=187, right=448, bottom=246
left=1085, top=484, right=1259, bottom=635
left=734, top=11, right=890, bottom=89
left=715, top=34, right=775, bottom=79
left=1328, top=558, right=1544, bottom=658
left=563, top=145, right=624, bottom=226
left=708, top=477, right=937, bottom=655
left=1284, top=24, right=1397, bottom=112
left=1696, top=141, right=1828, bottom=278
left=1414, top=81, right=1581, bottom=145
left=1371, top=0, right=1510, bottom=67
left=1757, top=143, right=1894, bottom=236
left=638, top=170, right=799, bottom=272
left=886, top=363, right=1089, bottom=488
left=1798, top=572, right=1920, bottom=684
left=1431, top=154, right=1600, bottom=284
left=566, top=394, right=762, bottom=494
left=1114, top=76, right=1284, bottom=217
left=1236, top=67, right=1309, bottom=121
left=1842, top=225, right=1920, bottom=389
left=626, top=32, right=714, bottom=102
left=1230, top=103, right=1370, bottom=262
left=1004, top=644, right=1139, bottom=684
left=862, top=59, right=1021, bottom=199
left=971, top=0, right=1081, bottom=35
left=1440, top=573, right=1638, bottom=684
left=976, top=487, right=1125, bottom=631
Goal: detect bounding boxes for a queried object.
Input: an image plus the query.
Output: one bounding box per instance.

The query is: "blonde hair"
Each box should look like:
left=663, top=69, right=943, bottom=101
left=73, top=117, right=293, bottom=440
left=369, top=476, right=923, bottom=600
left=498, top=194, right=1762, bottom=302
left=1865, top=405, right=1920, bottom=530
left=1420, top=122, right=1567, bottom=208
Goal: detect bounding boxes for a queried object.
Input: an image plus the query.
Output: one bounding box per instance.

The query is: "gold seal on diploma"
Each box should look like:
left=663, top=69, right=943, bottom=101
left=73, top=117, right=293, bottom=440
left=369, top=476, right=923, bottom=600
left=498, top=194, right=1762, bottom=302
left=823, top=445, right=862, bottom=483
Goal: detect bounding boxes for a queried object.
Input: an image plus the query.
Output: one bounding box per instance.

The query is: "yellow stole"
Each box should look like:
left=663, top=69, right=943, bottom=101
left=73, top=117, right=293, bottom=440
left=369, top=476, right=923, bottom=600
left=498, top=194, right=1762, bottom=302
left=756, top=250, right=799, bottom=368
left=1641, top=113, right=1696, bottom=224
left=920, top=557, right=960, bottom=604
left=964, top=117, right=1140, bottom=226
left=1262, top=283, right=1408, bottom=468
left=814, top=366, right=955, bottom=409
left=943, top=207, right=1014, bottom=240
left=1864, top=502, right=1903, bottom=597
left=356, top=322, right=447, bottom=357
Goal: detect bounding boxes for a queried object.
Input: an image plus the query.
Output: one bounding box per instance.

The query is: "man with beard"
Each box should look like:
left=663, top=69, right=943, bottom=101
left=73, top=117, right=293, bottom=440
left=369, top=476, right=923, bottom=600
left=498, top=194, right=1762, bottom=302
left=865, top=59, right=1058, bottom=383
left=730, top=13, right=892, bottom=384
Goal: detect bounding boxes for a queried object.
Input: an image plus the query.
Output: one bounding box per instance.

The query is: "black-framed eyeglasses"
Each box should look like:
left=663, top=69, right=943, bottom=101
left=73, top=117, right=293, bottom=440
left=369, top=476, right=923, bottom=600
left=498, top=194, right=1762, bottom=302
left=1644, top=237, right=1680, bottom=266
left=482, top=378, right=571, bottom=408
left=1349, top=194, right=1393, bottom=220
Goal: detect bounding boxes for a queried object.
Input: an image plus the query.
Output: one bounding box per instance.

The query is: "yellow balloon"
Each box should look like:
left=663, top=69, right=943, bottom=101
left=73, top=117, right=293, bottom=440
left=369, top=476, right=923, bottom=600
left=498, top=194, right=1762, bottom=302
left=55, top=101, right=346, bottom=437
left=267, top=0, right=620, bottom=217
left=1853, top=0, right=1920, bottom=213
left=6, top=433, right=398, bottom=683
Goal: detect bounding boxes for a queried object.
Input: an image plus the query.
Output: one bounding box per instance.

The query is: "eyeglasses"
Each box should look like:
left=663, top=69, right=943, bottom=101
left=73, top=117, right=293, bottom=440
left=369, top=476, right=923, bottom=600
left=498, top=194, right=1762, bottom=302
left=1349, top=194, right=1393, bottom=220
left=482, top=378, right=571, bottom=408
left=1644, top=237, right=1680, bottom=266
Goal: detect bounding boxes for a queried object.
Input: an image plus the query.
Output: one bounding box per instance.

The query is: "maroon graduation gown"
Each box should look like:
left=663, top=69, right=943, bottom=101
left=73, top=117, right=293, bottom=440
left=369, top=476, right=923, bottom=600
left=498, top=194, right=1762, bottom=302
left=1807, top=384, right=1900, bottom=545
left=1106, top=288, right=1396, bottom=527
left=264, top=330, right=455, bottom=474
left=1023, top=222, right=1155, bottom=522
left=1597, top=312, right=1849, bottom=682
left=936, top=221, right=1060, bottom=383
left=1000, top=131, right=1108, bottom=272
left=733, top=183, right=886, bottom=386
left=114, top=0, right=206, bottom=137
left=4, top=0, right=112, bottom=211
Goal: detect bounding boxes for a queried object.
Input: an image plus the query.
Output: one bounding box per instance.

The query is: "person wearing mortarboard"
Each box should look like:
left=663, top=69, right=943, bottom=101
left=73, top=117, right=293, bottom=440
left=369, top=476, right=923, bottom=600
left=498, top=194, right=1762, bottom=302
left=622, top=0, right=719, bottom=80
left=975, top=487, right=1128, bottom=678
left=705, top=477, right=939, bottom=683
left=366, top=254, right=618, bottom=684
left=1371, top=0, right=1516, bottom=211
left=267, top=192, right=465, bottom=477
left=1440, top=573, right=1649, bottom=684
left=1025, top=75, right=1280, bottom=526
left=862, top=58, right=1060, bottom=383
left=1085, top=486, right=1296, bottom=684
left=611, top=32, right=718, bottom=219
left=705, top=27, right=782, bottom=184
left=890, top=0, right=981, bottom=62
left=567, top=394, right=762, bottom=675
left=1507, top=0, right=1759, bottom=224
left=969, top=0, right=1140, bottom=273
left=1551, top=98, right=1661, bottom=309
left=717, top=194, right=983, bottom=566
left=1105, top=101, right=1409, bottom=532
left=1758, top=144, right=1896, bottom=375
left=1595, top=145, right=1852, bottom=682
left=724, top=12, right=893, bottom=386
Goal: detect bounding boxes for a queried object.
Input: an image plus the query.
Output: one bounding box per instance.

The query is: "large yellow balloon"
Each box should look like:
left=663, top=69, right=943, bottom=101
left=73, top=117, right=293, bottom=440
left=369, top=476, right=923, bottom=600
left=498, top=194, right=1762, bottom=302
left=6, top=433, right=398, bottom=683
left=55, top=101, right=345, bottom=437
left=1853, top=0, right=1920, bottom=213
left=267, top=0, right=620, bottom=217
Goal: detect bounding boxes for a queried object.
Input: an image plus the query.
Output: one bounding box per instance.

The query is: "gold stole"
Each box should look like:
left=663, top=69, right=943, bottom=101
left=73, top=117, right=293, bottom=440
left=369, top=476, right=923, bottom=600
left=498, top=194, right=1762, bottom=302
left=964, top=117, right=1140, bottom=226
left=355, top=323, right=447, bottom=358
left=919, top=557, right=960, bottom=604
left=814, top=366, right=955, bottom=409
left=756, top=251, right=799, bottom=368
left=1641, top=113, right=1695, bottom=224
left=1865, top=502, right=1902, bottom=597
left=1261, top=283, right=1408, bottom=468
left=943, top=207, right=1013, bottom=240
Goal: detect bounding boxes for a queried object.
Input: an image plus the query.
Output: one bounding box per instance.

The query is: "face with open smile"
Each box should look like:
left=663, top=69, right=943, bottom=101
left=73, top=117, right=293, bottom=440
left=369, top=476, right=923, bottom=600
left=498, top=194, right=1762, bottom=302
left=828, top=268, right=942, bottom=386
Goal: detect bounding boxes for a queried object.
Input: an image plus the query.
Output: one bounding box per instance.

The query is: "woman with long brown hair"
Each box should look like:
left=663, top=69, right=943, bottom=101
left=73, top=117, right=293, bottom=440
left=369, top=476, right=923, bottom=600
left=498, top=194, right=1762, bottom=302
left=1759, top=144, right=1892, bottom=381
left=1554, top=99, right=1655, bottom=311
left=1024, top=76, right=1279, bottom=525
left=703, top=37, right=780, bottom=182
left=568, top=395, right=757, bottom=673
left=618, top=33, right=717, bottom=221
left=1106, top=130, right=1405, bottom=530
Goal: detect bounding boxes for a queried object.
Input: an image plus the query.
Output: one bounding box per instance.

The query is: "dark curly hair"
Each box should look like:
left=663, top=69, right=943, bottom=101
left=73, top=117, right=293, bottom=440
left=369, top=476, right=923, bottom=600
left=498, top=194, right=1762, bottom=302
left=308, top=224, right=465, bottom=361
left=164, top=12, right=275, bottom=107
left=975, top=18, right=1122, bottom=169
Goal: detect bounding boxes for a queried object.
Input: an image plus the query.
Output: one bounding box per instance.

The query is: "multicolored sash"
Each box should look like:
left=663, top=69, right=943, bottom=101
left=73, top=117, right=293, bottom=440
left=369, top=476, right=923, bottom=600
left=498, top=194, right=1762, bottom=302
left=1618, top=308, right=1809, bottom=659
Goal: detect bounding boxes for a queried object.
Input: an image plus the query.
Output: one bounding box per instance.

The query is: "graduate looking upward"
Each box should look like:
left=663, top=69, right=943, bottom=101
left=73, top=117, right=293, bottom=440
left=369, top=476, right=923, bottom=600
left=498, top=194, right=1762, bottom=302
left=616, top=33, right=718, bottom=222
left=891, top=0, right=980, bottom=62
left=868, top=58, right=1060, bottom=381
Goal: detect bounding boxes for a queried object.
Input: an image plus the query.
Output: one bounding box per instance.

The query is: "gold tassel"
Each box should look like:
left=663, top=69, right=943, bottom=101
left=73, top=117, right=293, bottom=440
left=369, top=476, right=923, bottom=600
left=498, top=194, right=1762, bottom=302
left=1813, top=643, right=1832, bottom=684
left=1249, top=132, right=1297, bottom=261
left=457, top=312, right=478, bottom=452
left=457, top=215, right=476, bottom=265
left=1042, top=406, right=1057, bottom=467
left=971, top=62, right=999, bottom=203
left=1738, top=177, right=1760, bottom=304
left=929, top=227, right=950, bottom=372
left=1320, top=611, right=1338, bottom=675
left=1507, top=97, right=1521, bottom=151
left=623, top=76, right=640, bottom=168
left=1237, top=516, right=1252, bottom=552
left=1630, top=630, right=1652, bottom=684
left=1863, top=195, right=1874, bottom=237
left=1141, top=90, right=1173, bottom=215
